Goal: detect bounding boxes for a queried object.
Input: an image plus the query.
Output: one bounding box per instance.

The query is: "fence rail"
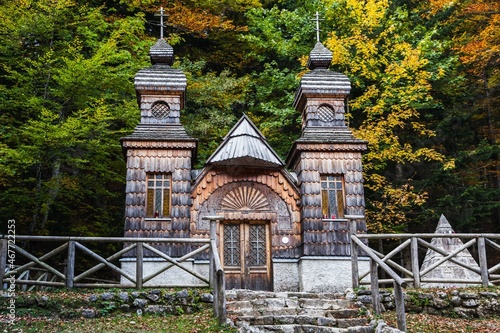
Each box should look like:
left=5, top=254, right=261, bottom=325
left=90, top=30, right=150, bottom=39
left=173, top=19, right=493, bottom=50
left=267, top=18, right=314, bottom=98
left=0, top=217, right=227, bottom=325
left=350, top=228, right=500, bottom=332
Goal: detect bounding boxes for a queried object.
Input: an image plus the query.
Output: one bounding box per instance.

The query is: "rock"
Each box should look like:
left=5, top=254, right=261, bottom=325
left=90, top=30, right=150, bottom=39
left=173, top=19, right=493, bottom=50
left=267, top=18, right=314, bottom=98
left=317, top=316, right=336, bottom=327
left=82, top=309, right=97, bottom=318
left=131, top=291, right=139, bottom=298
left=480, top=292, right=498, bottom=298
left=36, top=296, right=48, bottom=307
left=460, top=292, right=479, bottom=300
left=454, top=307, right=478, bottom=318
left=357, top=295, right=372, bottom=304
left=150, top=289, right=161, bottom=295
left=101, top=292, right=114, bottom=301
left=433, top=297, right=449, bottom=309
left=437, top=291, right=447, bottom=299
left=462, top=299, right=479, bottom=308
left=88, top=294, right=98, bottom=302
left=145, top=305, right=167, bottom=314
left=375, top=320, right=404, bottom=333
left=201, top=293, right=214, bottom=303
left=176, top=289, right=189, bottom=298
left=118, top=292, right=129, bottom=302
left=450, top=295, right=462, bottom=306
left=346, top=291, right=357, bottom=301
left=147, top=293, right=160, bottom=302
left=133, top=298, right=148, bottom=308
left=348, top=326, right=372, bottom=333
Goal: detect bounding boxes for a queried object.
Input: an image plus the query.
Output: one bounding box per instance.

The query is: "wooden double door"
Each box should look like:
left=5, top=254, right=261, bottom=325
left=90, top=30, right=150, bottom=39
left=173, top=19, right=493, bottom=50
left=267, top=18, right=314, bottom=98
left=221, top=221, right=272, bottom=291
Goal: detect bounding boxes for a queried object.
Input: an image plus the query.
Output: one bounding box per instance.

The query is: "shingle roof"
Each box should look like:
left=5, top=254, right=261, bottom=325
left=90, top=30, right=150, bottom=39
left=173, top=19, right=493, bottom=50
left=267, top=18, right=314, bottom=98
left=206, top=114, right=284, bottom=168
left=149, top=38, right=174, bottom=65
left=121, top=124, right=196, bottom=142
left=134, top=65, right=186, bottom=92
left=295, top=128, right=368, bottom=144
left=307, top=41, right=333, bottom=70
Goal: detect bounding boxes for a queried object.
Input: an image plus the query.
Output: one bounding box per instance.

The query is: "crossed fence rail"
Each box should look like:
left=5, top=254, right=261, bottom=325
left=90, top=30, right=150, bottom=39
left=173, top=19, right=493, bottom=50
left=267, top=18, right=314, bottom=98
left=3, top=216, right=500, bottom=331
left=349, top=224, right=500, bottom=331
left=0, top=217, right=226, bottom=325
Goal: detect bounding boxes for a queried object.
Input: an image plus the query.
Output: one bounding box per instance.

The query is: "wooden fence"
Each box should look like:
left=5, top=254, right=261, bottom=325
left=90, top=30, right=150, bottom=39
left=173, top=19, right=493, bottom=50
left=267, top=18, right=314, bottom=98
left=350, top=228, right=500, bottom=331
left=0, top=216, right=226, bottom=325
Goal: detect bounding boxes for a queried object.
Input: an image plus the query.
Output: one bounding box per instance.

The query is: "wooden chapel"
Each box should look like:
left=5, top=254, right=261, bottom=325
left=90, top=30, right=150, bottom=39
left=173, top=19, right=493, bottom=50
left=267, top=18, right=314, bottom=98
left=120, top=26, right=368, bottom=292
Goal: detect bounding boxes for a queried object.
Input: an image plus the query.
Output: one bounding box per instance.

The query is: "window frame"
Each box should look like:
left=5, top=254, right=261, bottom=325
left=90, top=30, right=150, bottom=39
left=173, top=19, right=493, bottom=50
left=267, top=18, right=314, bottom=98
left=320, top=175, right=345, bottom=219
left=145, top=173, right=171, bottom=218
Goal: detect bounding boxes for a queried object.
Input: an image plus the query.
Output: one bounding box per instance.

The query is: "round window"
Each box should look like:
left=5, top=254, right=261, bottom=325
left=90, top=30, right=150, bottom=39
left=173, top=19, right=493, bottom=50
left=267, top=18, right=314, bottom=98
left=317, top=104, right=335, bottom=122
left=151, top=101, right=170, bottom=119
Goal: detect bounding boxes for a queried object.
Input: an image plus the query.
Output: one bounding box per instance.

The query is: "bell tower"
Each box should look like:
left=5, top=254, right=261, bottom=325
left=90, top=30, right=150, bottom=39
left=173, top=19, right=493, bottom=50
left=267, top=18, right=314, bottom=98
left=286, top=19, right=368, bottom=257
left=121, top=17, right=197, bottom=253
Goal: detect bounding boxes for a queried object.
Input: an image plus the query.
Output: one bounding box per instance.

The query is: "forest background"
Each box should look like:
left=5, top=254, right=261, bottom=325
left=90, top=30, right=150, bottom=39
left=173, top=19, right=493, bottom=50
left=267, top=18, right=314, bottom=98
left=0, top=0, right=498, bottom=238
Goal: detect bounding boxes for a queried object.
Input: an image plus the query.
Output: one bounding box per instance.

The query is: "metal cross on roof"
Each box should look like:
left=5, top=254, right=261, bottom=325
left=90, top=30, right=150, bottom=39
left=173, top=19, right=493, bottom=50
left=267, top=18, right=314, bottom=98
left=311, top=11, right=324, bottom=42
left=154, top=7, right=167, bottom=39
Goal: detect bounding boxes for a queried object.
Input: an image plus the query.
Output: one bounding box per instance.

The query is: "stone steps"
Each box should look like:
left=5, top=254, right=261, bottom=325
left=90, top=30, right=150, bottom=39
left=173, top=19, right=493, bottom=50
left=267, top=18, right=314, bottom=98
left=226, top=290, right=373, bottom=333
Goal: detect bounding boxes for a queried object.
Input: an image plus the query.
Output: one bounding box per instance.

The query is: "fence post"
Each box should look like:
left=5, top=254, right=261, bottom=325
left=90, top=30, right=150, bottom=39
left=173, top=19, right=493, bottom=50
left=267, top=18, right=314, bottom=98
left=216, top=269, right=227, bottom=326
left=393, top=281, right=406, bottom=332
left=477, top=237, right=489, bottom=287
left=66, top=241, right=75, bottom=289
left=0, top=239, right=7, bottom=288
left=411, top=237, right=420, bottom=288
left=370, top=259, right=381, bottom=315
left=136, top=242, right=144, bottom=289
left=203, top=216, right=224, bottom=288
left=349, top=217, right=359, bottom=289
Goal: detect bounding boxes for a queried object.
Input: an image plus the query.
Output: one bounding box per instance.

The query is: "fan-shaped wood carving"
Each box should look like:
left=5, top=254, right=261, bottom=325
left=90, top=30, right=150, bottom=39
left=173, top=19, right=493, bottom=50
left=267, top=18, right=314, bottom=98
left=220, top=186, right=270, bottom=211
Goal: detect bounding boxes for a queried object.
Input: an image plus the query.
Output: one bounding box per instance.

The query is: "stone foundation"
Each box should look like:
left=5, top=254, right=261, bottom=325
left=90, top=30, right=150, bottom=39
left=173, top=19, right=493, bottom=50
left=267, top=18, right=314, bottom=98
left=121, top=257, right=369, bottom=292
left=298, top=256, right=370, bottom=293
left=120, top=258, right=209, bottom=287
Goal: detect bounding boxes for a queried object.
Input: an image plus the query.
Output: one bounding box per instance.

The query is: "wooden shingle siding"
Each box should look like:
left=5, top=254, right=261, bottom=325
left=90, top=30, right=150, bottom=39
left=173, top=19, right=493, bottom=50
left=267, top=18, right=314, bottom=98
left=287, top=73, right=368, bottom=256
left=190, top=168, right=302, bottom=259
left=121, top=143, right=195, bottom=257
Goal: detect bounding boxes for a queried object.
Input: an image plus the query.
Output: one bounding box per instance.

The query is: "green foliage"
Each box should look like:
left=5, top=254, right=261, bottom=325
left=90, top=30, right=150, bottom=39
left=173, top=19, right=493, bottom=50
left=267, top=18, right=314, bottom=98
left=0, top=0, right=497, bottom=237
left=0, top=0, right=149, bottom=235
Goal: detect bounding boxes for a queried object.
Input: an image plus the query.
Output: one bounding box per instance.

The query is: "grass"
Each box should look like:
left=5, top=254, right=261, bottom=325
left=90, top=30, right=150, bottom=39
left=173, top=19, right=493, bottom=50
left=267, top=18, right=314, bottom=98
left=0, top=289, right=237, bottom=333
left=380, top=312, right=500, bottom=333
left=1, top=309, right=238, bottom=333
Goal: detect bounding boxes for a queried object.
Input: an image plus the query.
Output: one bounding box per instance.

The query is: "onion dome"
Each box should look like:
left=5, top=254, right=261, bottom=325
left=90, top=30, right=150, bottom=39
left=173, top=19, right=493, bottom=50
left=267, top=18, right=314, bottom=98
left=149, top=38, right=174, bottom=65
left=307, top=41, right=333, bottom=70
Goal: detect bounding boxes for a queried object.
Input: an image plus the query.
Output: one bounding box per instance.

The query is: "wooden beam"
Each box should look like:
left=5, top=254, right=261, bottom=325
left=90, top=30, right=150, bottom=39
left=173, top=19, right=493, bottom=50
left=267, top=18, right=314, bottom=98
left=0, top=239, right=7, bottom=284
left=0, top=235, right=211, bottom=243
left=350, top=218, right=359, bottom=289
left=351, top=236, right=407, bottom=287
left=136, top=242, right=143, bottom=289
left=359, top=239, right=413, bottom=281
left=142, top=244, right=210, bottom=283
left=74, top=243, right=137, bottom=282
left=355, top=233, right=500, bottom=239
left=66, top=241, right=75, bottom=289
left=418, top=238, right=480, bottom=276
left=142, top=243, right=209, bottom=284
left=477, top=237, right=489, bottom=287
left=11, top=246, right=65, bottom=280
left=411, top=237, right=421, bottom=288
left=370, top=259, right=381, bottom=315
left=7, top=243, right=68, bottom=276
left=394, top=281, right=406, bottom=332
left=74, top=242, right=136, bottom=284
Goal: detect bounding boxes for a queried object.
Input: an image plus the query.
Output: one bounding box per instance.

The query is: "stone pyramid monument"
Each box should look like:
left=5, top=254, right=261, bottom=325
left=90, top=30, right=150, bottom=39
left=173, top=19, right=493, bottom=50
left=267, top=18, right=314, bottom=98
left=420, top=214, right=481, bottom=288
